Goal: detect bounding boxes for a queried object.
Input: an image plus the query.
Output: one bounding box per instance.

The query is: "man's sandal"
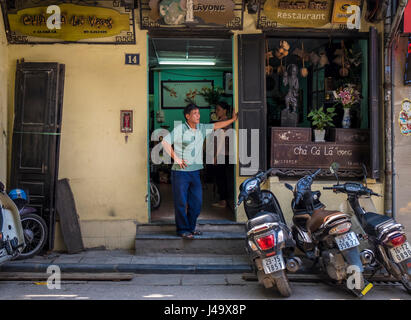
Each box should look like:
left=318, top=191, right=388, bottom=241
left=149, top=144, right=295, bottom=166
left=192, top=230, right=203, bottom=236
left=179, top=232, right=194, bottom=239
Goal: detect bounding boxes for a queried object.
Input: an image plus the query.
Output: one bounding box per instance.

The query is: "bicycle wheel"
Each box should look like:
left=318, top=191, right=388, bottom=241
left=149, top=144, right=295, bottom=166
left=150, top=182, right=161, bottom=210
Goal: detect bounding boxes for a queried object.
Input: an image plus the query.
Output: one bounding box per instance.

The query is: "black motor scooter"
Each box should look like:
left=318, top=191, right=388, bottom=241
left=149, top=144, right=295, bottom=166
left=237, top=168, right=299, bottom=297
left=324, top=163, right=411, bottom=294
left=284, top=169, right=373, bottom=297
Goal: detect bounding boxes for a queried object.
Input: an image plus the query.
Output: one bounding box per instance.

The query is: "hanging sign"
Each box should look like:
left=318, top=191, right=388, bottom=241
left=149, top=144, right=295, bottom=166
left=258, top=0, right=333, bottom=29
left=2, top=1, right=135, bottom=44
left=140, top=0, right=244, bottom=30
left=404, top=1, right=411, bottom=33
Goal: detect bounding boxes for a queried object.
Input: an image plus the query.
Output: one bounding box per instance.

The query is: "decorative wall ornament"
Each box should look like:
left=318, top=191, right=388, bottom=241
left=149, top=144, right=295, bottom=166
left=399, top=99, right=411, bottom=136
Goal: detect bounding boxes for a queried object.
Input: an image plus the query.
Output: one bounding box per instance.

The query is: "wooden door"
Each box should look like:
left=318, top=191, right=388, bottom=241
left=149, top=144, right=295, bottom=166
left=10, top=61, right=65, bottom=250
left=238, top=34, right=267, bottom=176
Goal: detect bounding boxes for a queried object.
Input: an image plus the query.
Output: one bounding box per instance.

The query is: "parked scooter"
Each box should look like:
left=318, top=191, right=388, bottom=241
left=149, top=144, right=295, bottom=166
left=284, top=169, right=372, bottom=297
left=324, top=163, right=411, bottom=293
left=8, top=189, right=48, bottom=259
left=237, top=168, right=300, bottom=297
left=0, top=182, right=25, bottom=263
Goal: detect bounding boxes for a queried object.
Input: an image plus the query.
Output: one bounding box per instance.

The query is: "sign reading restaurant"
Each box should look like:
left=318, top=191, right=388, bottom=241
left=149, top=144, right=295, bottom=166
left=1, top=1, right=136, bottom=44
left=259, top=0, right=333, bottom=28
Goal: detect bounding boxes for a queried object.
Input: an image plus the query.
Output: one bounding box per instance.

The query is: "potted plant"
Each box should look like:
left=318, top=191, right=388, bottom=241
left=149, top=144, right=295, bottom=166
left=333, top=84, right=361, bottom=128
left=308, top=106, right=337, bottom=142
left=198, top=86, right=224, bottom=121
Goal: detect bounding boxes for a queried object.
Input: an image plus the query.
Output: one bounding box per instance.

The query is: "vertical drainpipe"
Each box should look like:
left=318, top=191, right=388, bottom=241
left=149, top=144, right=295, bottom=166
left=385, top=0, right=408, bottom=218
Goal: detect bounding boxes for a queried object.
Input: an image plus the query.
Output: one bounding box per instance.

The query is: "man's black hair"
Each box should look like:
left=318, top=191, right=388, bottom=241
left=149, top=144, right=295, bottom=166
left=183, top=104, right=199, bottom=119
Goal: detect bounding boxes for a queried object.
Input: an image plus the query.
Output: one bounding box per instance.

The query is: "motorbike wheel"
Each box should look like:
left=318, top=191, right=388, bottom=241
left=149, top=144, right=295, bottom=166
left=275, top=270, right=292, bottom=297
left=400, top=274, right=411, bottom=294
left=150, top=182, right=161, bottom=210
left=15, top=213, right=48, bottom=260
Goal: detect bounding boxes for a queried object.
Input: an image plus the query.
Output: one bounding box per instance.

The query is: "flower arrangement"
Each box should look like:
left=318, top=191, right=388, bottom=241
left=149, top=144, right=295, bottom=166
left=199, top=86, right=224, bottom=106
left=333, top=85, right=361, bottom=109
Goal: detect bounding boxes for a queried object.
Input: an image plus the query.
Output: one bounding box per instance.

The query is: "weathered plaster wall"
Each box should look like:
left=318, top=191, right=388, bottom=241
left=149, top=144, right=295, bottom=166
left=0, top=12, right=7, bottom=184
left=393, top=37, right=411, bottom=240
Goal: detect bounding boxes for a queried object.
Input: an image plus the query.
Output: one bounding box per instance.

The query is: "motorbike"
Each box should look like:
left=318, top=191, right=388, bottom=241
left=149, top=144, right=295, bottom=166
left=0, top=182, right=25, bottom=263
left=324, top=163, right=411, bottom=294
left=8, top=189, right=48, bottom=259
left=284, top=169, right=373, bottom=297
left=237, top=168, right=300, bottom=297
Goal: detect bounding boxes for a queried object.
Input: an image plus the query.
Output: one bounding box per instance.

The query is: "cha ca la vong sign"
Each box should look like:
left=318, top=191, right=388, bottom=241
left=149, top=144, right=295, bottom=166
left=7, top=4, right=131, bottom=42
left=141, top=0, right=242, bottom=29
left=262, top=0, right=333, bottom=28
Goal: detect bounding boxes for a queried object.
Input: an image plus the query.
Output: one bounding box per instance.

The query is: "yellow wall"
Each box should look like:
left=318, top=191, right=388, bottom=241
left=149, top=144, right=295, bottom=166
left=0, top=12, right=7, bottom=184
left=6, top=16, right=149, bottom=250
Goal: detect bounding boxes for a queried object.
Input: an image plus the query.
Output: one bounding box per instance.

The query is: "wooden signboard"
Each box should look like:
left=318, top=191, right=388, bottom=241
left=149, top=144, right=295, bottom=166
left=258, top=0, right=333, bottom=29
left=271, top=127, right=370, bottom=176
left=1, top=1, right=136, bottom=44
left=139, top=0, right=244, bottom=30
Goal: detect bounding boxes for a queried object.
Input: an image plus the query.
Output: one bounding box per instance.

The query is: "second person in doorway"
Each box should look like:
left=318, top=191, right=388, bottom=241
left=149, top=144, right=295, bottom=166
left=212, top=101, right=234, bottom=209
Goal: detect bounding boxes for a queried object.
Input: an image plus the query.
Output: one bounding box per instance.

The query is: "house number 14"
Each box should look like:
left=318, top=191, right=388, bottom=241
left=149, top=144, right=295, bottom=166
left=125, top=54, right=140, bottom=65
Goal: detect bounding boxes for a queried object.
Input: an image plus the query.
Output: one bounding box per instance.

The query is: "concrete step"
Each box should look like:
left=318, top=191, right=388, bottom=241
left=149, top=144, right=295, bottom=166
left=137, top=220, right=246, bottom=234
left=135, top=231, right=246, bottom=255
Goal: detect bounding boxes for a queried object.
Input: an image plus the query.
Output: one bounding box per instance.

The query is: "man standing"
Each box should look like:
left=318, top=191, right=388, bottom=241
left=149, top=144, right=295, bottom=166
left=162, top=104, right=238, bottom=239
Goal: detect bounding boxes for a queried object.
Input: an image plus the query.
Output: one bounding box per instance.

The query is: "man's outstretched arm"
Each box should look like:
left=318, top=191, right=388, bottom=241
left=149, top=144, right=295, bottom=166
left=161, top=140, right=188, bottom=169
left=213, top=112, right=238, bottom=130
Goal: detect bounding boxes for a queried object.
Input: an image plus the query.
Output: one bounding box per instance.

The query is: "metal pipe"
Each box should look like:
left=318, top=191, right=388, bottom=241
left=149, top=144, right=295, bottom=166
left=391, top=0, right=398, bottom=220
left=384, top=0, right=408, bottom=217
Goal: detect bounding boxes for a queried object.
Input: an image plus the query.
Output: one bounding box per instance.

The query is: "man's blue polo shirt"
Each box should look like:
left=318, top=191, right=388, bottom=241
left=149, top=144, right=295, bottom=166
left=163, top=121, right=215, bottom=172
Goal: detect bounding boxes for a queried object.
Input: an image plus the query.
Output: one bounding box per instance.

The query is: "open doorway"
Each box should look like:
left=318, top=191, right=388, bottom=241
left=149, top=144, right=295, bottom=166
left=148, top=36, right=235, bottom=223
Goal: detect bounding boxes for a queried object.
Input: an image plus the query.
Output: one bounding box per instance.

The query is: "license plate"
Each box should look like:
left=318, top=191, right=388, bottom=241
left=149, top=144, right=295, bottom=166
left=390, top=242, right=411, bottom=263
left=335, top=232, right=360, bottom=251
left=262, top=254, right=285, bottom=274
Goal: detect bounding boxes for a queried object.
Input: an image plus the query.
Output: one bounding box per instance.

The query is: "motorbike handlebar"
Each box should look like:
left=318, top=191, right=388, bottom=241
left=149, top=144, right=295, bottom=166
left=312, top=168, right=321, bottom=178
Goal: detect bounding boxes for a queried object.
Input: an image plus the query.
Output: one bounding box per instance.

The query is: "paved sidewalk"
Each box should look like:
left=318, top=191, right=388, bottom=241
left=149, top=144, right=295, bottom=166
left=0, top=250, right=253, bottom=274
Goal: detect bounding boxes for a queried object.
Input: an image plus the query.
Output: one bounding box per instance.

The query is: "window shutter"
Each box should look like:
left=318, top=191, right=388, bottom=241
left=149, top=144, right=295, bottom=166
left=238, top=34, right=267, bottom=176
left=369, top=27, right=380, bottom=179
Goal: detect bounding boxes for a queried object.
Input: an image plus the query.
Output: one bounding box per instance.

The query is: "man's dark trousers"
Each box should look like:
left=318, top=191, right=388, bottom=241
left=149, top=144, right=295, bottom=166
left=171, top=170, right=202, bottom=235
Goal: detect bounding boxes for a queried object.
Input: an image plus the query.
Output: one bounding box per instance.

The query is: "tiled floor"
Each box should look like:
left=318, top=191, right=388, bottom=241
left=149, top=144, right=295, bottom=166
left=151, top=183, right=235, bottom=222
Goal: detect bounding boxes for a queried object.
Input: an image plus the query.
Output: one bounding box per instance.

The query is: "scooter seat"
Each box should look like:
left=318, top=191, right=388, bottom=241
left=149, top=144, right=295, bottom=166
left=307, top=208, right=343, bottom=233
left=362, top=212, right=393, bottom=236
left=246, top=212, right=280, bottom=231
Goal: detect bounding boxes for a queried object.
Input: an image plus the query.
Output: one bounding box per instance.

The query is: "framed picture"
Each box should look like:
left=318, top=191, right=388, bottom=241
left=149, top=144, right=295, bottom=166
left=120, top=110, right=133, bottom=133
left=224, top=72, right=233, bottom=95
left=161, top=80, right=214, bottom=109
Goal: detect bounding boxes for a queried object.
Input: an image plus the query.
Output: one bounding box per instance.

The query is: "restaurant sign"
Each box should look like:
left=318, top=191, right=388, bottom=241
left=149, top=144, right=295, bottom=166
left=1, top=1, right=135, bottom=44
left=258, top=0, right=333, bottom=29
left=139, top=0, right=244, bottom=30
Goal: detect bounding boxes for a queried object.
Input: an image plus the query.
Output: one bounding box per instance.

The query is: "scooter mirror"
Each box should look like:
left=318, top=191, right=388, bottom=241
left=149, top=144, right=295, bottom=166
left=330, top=162, right=340, bottom=185
left=362, top=163, right=368, bottom=187
left=284, top=183, right=294, bottom=191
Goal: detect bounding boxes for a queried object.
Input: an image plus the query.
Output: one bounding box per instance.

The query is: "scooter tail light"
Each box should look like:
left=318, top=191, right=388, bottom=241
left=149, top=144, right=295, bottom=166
left=386, top=234, right=407, bottom=247
left=256, top=234, right=275, bottom=251
left=329, top=222, right=352, bottom=235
